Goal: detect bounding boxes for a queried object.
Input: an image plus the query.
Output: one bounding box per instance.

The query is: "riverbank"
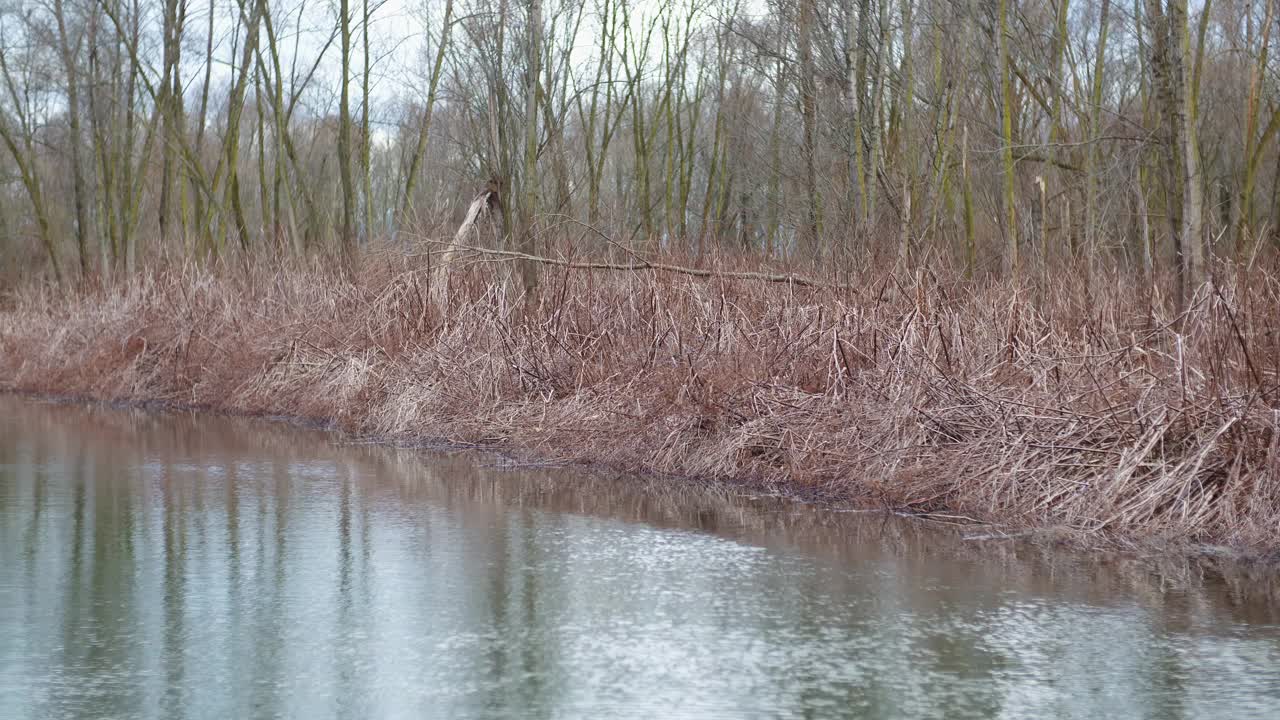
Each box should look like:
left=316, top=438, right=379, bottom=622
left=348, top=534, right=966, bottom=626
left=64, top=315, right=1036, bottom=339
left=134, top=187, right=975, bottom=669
left=2, top=253, right=1278, bottom=554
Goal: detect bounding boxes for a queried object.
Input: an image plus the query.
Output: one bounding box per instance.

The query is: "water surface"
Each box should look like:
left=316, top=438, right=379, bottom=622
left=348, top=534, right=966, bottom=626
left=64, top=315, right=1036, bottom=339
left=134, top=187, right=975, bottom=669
left=1, top=396, right=1278, bottom=718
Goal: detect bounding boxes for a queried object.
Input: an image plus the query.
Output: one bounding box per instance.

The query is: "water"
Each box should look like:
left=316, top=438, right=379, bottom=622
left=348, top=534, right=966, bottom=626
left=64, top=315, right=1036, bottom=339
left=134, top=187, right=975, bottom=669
left=1, top=396, right=1278, bottom=719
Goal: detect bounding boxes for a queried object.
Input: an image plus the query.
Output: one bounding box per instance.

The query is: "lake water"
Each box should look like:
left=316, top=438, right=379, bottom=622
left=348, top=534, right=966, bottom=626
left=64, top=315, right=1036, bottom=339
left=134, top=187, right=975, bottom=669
left=1, top=396, right=1278, bottom=719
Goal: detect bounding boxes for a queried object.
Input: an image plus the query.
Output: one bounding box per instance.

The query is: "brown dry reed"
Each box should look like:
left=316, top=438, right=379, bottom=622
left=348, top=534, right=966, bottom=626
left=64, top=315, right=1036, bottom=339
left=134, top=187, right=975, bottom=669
left=2, top=248, right=1279, bottom=552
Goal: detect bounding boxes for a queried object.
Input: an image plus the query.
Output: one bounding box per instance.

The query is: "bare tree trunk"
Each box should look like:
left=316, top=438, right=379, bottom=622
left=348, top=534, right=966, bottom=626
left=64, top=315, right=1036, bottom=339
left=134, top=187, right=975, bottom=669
left=401, top=0, right=453, bottom=220
left=1084, top=0, right=1111, bottom=278
left=541, top=5, right=579, bottom=218
left=766, top=54, right=784, bottom=255
left=1137, top=163, right=1153, bottom=277
left=1237, top=0, right=1275, bottom=255
left=1145, top=0, right=1186, bottom=299
left=620, top=10, right=658, bottom=245
left=866, top=0, right=889, bottom=224
left=255, top=69, right=271, bottom=246
left=55, top=0, right=91, bottom=277
left=576, top=0, right=615, bottom=228
left=257, top=2, right=324, bottom=252
left=121, top=0, right=139, bottom=270
left=962, top=124, right=975, bottom=278
left=798, top=0, right=820, bottom=255
left=156, top=0, right=186, bottom=250
left=1046, top=0, right=1071, bottom=264
left=338, top=0, right=356, bottom=255
left=1175, top=0, right=1205, bottom=294
left=698, top=21, right=729, bottom=248
left=896, top=0, right=913, bottom=265
left=849, top=0, right=870, bottom=233
left=998, top=0, right=1018, bottom=275
left=519, top=0, right=542, bottom=293
left=361, top=0, right=372, bottom=243
left=87, top=8, right=119, bottom=268
left=486, top=0, right=514, bottom=241
left=224, top=0, right=263, bottom=252
left=194, top=0, right=216, bottom=255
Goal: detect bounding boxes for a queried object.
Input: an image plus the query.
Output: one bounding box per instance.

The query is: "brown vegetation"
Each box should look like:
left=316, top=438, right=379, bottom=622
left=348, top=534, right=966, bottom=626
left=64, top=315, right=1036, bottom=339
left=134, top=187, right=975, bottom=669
left=3, top=249, right=1279, bottom=552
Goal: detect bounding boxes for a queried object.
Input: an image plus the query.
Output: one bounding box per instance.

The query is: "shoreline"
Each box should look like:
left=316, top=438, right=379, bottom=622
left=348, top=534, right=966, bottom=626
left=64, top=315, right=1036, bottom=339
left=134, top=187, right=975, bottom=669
left=2, top=386, right=885, bottom=506
left=6, top=387, right=1279, bottom=572
left=2, top=259, right=1278, bottom=562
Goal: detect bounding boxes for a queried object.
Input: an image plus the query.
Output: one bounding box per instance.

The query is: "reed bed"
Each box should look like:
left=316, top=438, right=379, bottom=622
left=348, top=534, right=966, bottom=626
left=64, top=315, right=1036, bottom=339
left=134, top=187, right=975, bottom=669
left=2, top=250, right=1279, bottom=552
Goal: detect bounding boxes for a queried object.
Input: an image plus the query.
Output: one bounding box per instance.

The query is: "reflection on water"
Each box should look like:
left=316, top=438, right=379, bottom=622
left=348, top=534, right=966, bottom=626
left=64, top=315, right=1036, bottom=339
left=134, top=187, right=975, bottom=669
left=1, top=397, right=1278, bottom=719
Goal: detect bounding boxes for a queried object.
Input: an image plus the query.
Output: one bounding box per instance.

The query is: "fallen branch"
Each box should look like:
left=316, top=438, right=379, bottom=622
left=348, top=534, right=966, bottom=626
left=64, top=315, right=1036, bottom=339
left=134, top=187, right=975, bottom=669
left=414, top=237, right=847, bottom=290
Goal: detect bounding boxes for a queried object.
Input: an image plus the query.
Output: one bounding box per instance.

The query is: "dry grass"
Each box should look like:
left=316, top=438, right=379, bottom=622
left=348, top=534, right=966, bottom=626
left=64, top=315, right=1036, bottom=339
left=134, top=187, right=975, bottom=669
left=3, top=248, right=1279, bottom=551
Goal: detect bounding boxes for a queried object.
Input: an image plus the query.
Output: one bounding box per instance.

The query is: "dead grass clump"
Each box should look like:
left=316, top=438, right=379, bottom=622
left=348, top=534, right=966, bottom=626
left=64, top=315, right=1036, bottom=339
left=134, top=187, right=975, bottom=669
left=2, top=251, right=1279, bottom=550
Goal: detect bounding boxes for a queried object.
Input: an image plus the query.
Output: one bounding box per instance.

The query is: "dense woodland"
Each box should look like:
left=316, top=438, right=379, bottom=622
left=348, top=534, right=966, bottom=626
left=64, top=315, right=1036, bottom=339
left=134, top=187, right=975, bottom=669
left=0, top=0, right=1277, bottom=299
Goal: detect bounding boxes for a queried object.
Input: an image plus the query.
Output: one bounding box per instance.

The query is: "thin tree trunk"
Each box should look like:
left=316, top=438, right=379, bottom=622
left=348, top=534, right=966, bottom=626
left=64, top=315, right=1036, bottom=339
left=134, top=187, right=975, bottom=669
left=55, top=0, right=91, bottom=278
left=798, top=0, right=820, bottom=255
left=1145, top=0, right=1185, bottom=297
left=896, top=0, right=913, bottom=264
left=156, top=0, right=186, bottom=250
left=1175, top=0, right=1204, bottom=293
left=1237, top=0, right=1276, bottom=254
left=401, top=0, right=453, bottom=220
left=223, top=0, right=263, bottom=252
left=698, top=23, right=728, bottom=248
left=87, top=9, right=119, bottom=268
left=766, top=54, right=784, bottom=255
left=121, top=0, right=139, bottom=270
left=338, top=0, right=355, bottom=254
left=962, top=124, right=975, bottom=278
left=1047, top=0, right=1071, bottom=260
left=255, top=69, right=271, bottom=246
left=195, top=0, right=216, bottom=254
left=361, top=0, right=372, bottom=243
left=850, top=0, right=870, bottom=233
left=1084, top=0, right=1111, bottom=276
left=866, top=0, right=889, bottom=224
left=998, top=0, right=1018, bottom=274
left=519, top=0, right=542, bottom=293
